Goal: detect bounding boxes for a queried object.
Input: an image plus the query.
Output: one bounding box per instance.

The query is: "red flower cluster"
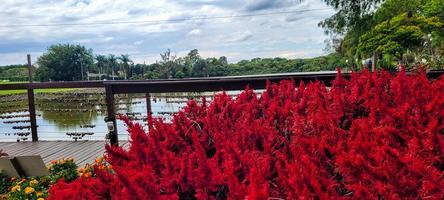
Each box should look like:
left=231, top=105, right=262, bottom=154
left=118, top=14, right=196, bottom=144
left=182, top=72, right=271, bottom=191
left=48, top=69, right=444, bottom=199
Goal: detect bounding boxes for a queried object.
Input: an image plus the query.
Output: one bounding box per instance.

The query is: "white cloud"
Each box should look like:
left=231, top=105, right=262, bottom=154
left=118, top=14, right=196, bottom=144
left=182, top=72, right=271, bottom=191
left=187, top=29, right=202, bottom=37
left=0, top=0, right=334, bottom=65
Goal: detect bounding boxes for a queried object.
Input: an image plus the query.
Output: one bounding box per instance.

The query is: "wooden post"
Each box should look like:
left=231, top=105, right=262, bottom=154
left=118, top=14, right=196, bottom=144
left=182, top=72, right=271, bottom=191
left=145, top=93, right=152, bottom=129
left=105, top=85, right=118, bottom=145
left=27, top=55, right=38, bottom=142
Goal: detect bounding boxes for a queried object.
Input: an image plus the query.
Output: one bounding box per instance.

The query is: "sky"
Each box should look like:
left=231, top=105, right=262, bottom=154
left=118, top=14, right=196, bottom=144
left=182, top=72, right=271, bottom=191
left=0, top=0, right=335, bottom=65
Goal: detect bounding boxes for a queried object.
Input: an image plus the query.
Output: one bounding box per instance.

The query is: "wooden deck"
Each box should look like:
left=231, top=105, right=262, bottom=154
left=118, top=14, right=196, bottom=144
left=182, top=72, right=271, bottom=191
left=0, top=141, right=129, bottom=166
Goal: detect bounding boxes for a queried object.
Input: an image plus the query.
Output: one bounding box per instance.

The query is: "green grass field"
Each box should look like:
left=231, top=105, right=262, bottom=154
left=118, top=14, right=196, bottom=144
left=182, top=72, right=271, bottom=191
left=0, top=81, right=75, bottom=95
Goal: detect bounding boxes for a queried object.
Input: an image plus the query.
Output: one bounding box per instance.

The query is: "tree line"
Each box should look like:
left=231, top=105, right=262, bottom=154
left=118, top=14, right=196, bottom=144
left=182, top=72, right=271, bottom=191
left=1, top=44, right=346, bottom=82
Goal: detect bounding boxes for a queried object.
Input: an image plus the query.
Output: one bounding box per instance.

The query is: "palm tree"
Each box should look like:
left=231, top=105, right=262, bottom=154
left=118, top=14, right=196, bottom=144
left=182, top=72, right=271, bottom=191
left=119, top=54, right=132, bottom=80
left=107, top=54, right=118, bottom=80
left=95, top=55, right=107, bottom=75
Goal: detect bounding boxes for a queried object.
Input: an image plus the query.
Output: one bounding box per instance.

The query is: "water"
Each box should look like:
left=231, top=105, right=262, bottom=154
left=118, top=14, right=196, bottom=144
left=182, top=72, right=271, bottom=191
left=0, top=90, right=243, bottom=142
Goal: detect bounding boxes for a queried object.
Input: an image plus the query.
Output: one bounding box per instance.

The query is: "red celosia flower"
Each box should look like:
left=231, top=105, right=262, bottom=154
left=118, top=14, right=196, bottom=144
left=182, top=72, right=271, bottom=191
left=48, top=69, right=444, bottom=200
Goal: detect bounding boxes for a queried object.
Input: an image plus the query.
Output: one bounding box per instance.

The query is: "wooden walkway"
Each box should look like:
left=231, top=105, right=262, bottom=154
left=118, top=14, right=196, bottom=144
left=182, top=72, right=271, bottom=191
left=0, top=141, right=129, bottom=166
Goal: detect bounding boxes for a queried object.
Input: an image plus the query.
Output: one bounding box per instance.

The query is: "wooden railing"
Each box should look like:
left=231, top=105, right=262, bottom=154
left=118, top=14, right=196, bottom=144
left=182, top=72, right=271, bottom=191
left=1, top=70, right=443, bottom=145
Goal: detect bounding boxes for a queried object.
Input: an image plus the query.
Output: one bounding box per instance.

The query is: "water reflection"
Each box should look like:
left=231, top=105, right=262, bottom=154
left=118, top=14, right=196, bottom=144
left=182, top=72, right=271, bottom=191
left=0, top=90, right=244, bottom=141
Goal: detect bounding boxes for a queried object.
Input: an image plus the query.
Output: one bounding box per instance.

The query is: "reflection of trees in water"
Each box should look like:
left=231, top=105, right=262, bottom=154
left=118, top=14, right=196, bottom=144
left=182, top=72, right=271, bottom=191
left=0, top=100, right=28, bottom=115
left=37, top=94, right=103, bottom=129
left=116, top=94, right=136, bottom=114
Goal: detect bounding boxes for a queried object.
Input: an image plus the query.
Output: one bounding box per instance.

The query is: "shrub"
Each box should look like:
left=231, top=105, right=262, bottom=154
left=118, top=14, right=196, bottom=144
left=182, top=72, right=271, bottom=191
left=77, top=157, right=113, bottom=178
left=0, top=172, right=11, bottom=195
left=48, top=69, right=444, bottom=199
left=8, top=177, right=50, bottom=200
left=48, top=158, right=78, bottom=184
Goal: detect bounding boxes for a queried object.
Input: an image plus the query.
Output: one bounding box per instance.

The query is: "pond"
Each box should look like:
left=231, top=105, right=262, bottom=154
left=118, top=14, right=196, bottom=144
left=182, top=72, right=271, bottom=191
left=0, top=89, right=244, bottom=142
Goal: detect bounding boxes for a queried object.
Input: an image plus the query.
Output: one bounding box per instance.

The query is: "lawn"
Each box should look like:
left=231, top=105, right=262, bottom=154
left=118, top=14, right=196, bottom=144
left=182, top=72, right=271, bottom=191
left=0, top=81, right=75, bottom=95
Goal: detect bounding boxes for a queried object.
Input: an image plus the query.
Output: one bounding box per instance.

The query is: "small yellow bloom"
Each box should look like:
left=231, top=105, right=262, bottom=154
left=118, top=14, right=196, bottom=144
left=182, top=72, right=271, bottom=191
left=37, top=191, right=44, bottom=197
left=30, top=179, right=39, bottom=186
left=25, top=187, right=35, bottom=194
left=37, top=198, right=45, bottom=200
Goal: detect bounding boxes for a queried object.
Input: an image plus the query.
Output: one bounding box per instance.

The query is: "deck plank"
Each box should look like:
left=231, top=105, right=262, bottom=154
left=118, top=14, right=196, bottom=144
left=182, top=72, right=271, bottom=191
left=0, top=141, right=128, bottom=166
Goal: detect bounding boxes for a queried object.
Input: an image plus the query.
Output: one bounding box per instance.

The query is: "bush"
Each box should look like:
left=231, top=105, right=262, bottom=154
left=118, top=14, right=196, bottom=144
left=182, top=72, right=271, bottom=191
left=0, top=172, right=11, bottom=195
left=48, top=158, right=78, bottom=184
left=8, top=177, right=50, bottom=200
left=48, top=69, right=444, bottom=199
left=77, top=157, right=113, bottom=178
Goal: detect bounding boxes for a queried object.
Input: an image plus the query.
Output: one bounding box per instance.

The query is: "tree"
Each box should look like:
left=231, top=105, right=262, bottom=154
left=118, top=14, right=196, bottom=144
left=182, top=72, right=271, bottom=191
left=95, top=55, right=107, bottom=76
left=107, top=54, right=118, bottom=80
left=119, top=54, right=132, bottom=79
left=358, top=13, right=442, bottom=65
left=36, top=44, right=94, bottom=81
left=158, top=49, right=180, bottom=79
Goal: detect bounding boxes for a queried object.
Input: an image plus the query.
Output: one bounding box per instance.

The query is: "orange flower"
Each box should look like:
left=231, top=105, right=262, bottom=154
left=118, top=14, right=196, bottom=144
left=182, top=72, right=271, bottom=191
left=11, top=185, right=21, bottom=192
left=95, top=157, right=103, bottom=164
left=25, top=187, right=35, bottom=194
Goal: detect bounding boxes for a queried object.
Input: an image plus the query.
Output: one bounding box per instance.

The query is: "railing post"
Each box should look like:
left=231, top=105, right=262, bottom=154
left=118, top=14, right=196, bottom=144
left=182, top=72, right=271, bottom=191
left=27, top=54, right=38, bottom=142
left=145, top=93, right=152, bottom=129
left=28, top=89, right=38, bottom=142
left=105, top=84, right=118, bottom=146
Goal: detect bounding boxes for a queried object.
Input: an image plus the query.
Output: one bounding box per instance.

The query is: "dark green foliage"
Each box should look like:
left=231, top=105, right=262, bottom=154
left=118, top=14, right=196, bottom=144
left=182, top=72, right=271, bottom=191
left=36, top=44, right=94, bottom=81
left=322, top=0, right=444, bottom=69
left=0, top=65, right=35, bottom=81
left=48, top=158, right=78, bottom=184
left=0, top=172, right=11, bottom=194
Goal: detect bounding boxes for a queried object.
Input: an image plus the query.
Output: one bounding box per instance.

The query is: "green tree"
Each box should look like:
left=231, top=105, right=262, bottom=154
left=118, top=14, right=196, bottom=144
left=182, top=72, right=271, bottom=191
left=107, top=54, right=118, bottom=80
left=159, top=49, right=180, bottom=79
left=119, top=54, right=132, bottom=79
left=36, top=44, right=94, bottom=81
left=95, top=55, right=107, bottom=76
left=358, top=13, right=442, bottom=65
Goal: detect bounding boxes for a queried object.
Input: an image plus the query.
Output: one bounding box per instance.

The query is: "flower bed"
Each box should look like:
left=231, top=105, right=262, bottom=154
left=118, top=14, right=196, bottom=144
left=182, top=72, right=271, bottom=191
left=5, top=69, right=444, bottom=199
left=0, top=157, right=110, bottom=200
left=50, top=69, right=444, bottom=199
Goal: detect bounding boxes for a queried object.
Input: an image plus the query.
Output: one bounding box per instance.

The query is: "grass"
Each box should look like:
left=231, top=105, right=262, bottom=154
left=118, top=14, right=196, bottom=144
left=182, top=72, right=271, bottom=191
left=0, top=81, right=75, bottom=95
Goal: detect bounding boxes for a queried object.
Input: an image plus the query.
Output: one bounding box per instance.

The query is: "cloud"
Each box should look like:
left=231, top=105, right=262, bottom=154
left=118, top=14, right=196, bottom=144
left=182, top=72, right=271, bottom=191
left=285, top=14, right=304, bottom=22
left=0, top=0, right=334, bottom=65
left=244, top=0, right=300, bottom=11
left=224, top=31, right=253, bottom=43
left=187, top=29, right=202, bottom=37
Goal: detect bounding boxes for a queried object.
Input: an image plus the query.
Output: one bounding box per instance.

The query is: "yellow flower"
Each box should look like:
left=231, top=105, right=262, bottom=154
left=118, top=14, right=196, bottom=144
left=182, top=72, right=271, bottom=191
left=25, top=187, right=35, bottom=194
left=37, top=198, right=45, bottom=200
left=30, top=179, right=39, bottom=187
left=11, top=185, right=21, bottom=192
left=37, top=191, right=44, bottom=197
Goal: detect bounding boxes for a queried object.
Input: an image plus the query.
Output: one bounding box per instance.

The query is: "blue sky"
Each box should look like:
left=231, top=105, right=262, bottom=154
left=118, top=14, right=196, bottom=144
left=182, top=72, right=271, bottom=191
left=0, top=0, right=334, bottom=65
